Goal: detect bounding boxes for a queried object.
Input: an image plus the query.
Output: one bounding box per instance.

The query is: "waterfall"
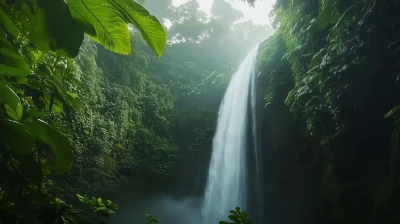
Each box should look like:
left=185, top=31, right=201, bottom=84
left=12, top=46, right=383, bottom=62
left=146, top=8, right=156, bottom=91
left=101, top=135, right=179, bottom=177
left=202, top=47, right=258, bottom=223
left=249, top=52, right=263, bottom=224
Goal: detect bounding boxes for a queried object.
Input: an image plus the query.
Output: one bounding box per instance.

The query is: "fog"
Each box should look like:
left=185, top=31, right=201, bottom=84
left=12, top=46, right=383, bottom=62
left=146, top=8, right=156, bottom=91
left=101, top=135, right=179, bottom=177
left=111, top=196, right=203, bottom=224
left=172, top=0, right=276, bottom=25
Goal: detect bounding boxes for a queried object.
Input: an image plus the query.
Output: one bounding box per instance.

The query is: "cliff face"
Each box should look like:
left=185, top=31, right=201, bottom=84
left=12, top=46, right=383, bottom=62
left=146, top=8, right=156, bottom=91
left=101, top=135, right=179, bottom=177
left=254, top=35, right=326, bottom=223
left=255, top=1, right=400, bottom=222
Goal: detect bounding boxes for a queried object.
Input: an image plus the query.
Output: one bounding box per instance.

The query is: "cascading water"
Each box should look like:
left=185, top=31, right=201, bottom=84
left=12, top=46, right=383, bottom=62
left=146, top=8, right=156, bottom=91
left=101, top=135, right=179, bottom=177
left=249, top=49, right=263, bottom=224
left=202, top=47, right=259, bottom=223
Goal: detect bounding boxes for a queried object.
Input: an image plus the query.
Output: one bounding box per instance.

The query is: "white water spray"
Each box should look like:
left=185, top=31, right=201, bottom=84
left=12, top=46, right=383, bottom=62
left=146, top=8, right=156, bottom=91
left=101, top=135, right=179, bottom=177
left=202, top=47, right=258, bottom=223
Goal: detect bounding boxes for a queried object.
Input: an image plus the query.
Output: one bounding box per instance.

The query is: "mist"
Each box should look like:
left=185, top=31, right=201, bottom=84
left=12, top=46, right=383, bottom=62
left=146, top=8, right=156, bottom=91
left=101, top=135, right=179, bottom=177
left=111, top=195, right=203, bottom=224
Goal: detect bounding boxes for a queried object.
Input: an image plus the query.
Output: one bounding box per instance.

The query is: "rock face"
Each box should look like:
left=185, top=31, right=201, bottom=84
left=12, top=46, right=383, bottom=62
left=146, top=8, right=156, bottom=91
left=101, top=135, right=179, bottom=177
left=254, top=3, right=400, bottom=220
left=253, top=35, right=326, bottom=224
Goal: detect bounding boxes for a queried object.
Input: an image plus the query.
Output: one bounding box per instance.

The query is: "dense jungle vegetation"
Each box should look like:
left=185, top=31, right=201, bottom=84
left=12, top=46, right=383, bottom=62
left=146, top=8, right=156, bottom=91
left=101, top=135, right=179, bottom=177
left=0, top=0, right=269, bottom=223
left=2, top=0, right=400, bottom=223
left=255, top=0, right=400, bottom=223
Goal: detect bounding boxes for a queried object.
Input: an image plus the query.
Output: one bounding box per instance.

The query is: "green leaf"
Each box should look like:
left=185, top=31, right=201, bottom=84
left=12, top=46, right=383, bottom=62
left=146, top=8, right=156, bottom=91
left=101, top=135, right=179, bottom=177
left=2, top=0, right=84, bottom=57
left=0, top=119, right=34, bottom=155
left=51, top=100, right=63, bottom=114
left=36, top=0, right=84, bottom=57
left=65, top=91, right=81, bottom=109
left=54, top=198, right=63, bottom=204
left=0, top=8, right=19, bottom=38
left=146, top=214, right=159, bottom=224
left=4, top=104, right=22, bottom=121
left=108, top=0, right=167, bottom=57
left=0, top=82, right=23, bottom=120
left=94, top=206, right=106, bottom=212
left=66, top=0, right=130, bottom=55
left=12, top=156, right=43, bottom=186
left=42, top=166, right=51, bottom=176
left=66, top=0, right=166, bottom=57
left=0, top=27, right=31, bottom=77
left=76, top=194, right=84, bottom=201
left=385, top=104, right=400, bottom=118
left=23, top=109, right=47, bottom=121
left=0, top=49, right=24, bottom=60
left=0, top=64, right=29, bottom=77
left=24, top=120, right=72, bottom=174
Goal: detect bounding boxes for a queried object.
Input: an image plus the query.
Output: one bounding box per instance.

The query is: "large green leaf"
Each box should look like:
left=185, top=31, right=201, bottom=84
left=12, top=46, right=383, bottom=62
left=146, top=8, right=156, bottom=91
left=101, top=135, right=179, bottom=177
left=4, top=103, right=22, bottom=121
left=24, top=120, right=72, bottom=174
left=0, top=27, right=30, bottom=77
left=0, top=119, right=34, bottom=155
left=36, top=0, right=84, bottom=57
left=1, top=0, right=84, bottom=57
left=66, top=0, right=130, bottom=54
left=108, top=0, right=166, bottom=57
left=0, top=82, right=23, bottom=120
left=66, top=0, right=166, bottom=57
left=12, top=155, right=43, bottom=187
left=0, top=64, right=29, bottom=77
left=0, top=8, right=18, bottom=38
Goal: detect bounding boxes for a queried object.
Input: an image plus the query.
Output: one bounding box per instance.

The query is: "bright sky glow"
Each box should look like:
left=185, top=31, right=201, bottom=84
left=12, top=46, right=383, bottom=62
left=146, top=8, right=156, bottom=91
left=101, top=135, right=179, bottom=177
left=172, top=0, right=276, bottom=25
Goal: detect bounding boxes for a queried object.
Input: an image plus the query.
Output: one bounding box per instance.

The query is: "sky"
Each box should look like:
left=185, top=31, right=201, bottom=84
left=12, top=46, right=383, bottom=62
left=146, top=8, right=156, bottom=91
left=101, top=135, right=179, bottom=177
left=172, top=0, right=276, bottom=25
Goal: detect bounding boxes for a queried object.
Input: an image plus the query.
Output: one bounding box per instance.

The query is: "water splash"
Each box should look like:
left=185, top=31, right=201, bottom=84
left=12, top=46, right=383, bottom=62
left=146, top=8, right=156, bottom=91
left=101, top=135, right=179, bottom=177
left=202, top=47, right=258, bottom=223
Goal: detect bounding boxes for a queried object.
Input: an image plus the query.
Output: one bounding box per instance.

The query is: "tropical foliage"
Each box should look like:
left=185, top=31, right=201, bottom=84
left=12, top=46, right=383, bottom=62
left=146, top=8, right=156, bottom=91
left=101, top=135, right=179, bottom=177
left=1, top=0, right=270, bottom=222
left=219, top=207, right=252, bottom=224
left=255, top=0, right=400, bottom=223
left=0, top=0, right=167, bottom=222
left=1, top=0, right=166, bottom=57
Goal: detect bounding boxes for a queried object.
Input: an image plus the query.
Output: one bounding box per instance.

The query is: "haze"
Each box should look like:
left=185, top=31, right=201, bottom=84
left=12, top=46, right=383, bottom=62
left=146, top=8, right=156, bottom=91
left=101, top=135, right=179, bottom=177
left=172, top=0, right=276, bottom=25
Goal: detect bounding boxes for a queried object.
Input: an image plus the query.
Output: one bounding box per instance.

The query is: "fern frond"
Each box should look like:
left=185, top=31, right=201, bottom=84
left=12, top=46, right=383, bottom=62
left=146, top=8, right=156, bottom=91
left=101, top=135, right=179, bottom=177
left=285, top=89, right=296, bottom=105
left=385, top=104, right=400, bottom=119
